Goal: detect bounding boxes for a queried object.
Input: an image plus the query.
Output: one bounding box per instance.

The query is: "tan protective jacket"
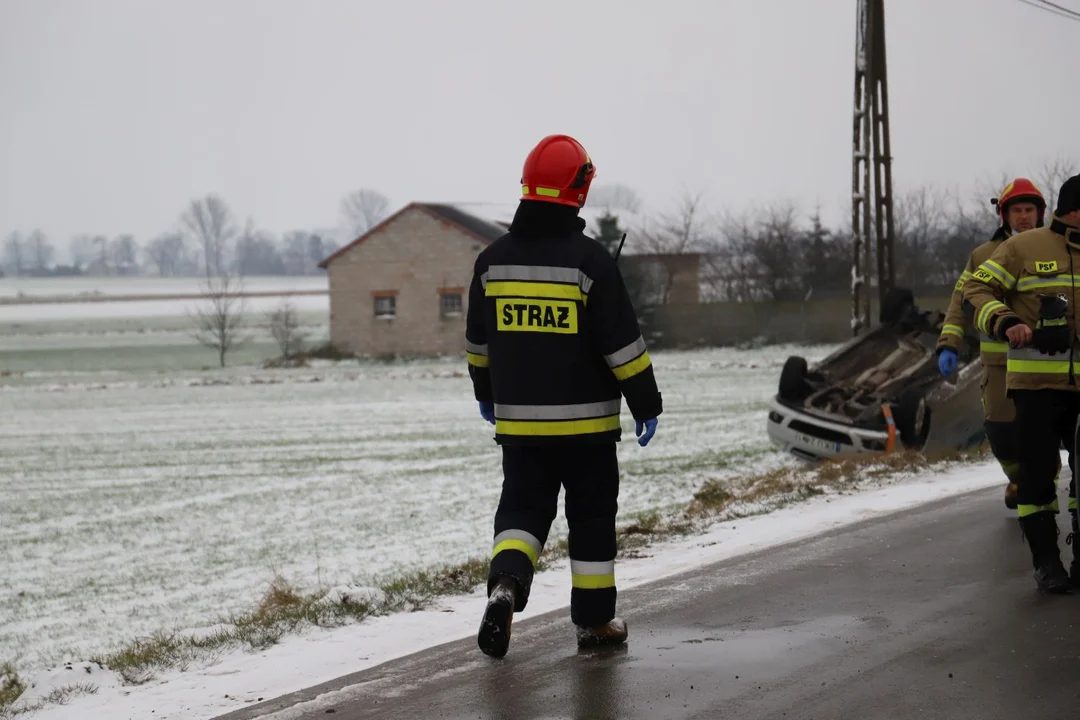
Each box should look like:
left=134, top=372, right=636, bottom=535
left=962, top=217, right=1080, bottom=392
left=937, top=228, right=1010, bottom=366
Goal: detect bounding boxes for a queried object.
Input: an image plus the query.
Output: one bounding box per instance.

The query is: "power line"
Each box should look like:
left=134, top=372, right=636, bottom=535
left=1015, top=0, right=1080, bottom=23
left=1037, top=0, right=1080, bottom=19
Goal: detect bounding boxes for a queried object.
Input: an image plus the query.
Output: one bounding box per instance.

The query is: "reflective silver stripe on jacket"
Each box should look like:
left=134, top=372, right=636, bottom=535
left=465, top=340, right=488, bottom=355
left=481, top=265, right=594, bottom=294
left=1007, top=346, right=1080, bottom=362
left=604, top=336, right=647, bottom=368
left=493, top=399, right=621, bottom=420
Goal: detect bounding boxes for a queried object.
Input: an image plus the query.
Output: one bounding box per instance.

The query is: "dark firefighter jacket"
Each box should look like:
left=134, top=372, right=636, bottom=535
left=465, top=201, right=663, bottom=445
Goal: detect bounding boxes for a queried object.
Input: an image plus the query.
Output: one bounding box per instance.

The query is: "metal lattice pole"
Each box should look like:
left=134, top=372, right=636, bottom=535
left=871, top=0, right=895, bottom=305
left=851, top=0, right=872, bottom=335
left=851, top=0, right=894, bottom=336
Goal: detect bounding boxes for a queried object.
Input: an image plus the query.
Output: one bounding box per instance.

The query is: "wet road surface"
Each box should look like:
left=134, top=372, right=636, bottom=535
left=215, top=486, right=1080, bottom=720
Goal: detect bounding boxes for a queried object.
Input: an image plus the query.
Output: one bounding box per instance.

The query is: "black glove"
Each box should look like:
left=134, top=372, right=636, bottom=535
left=1032, top=294, right=1071, bottom=355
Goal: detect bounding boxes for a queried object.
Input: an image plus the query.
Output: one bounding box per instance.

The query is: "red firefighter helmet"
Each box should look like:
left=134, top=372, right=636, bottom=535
left=991, top=178, right=1046, bottom=229
left=520, top=135, right=596, bottom=208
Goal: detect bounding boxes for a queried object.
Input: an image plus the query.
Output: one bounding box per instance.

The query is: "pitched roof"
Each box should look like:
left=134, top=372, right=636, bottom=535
left=421, top=203, right=509, bottom=243
left=317, top=202, right=508, bottom=268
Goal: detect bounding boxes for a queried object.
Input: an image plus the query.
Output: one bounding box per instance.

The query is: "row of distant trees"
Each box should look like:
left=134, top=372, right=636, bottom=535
left=0, top=189, right=393, bottom=279
left=589, top=156, right=1077, bottom=304
left=5, top=157, right=1075, bottom=302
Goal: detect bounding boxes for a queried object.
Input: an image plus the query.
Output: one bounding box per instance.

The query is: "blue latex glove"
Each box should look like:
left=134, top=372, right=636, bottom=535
left=479, top=401, right=495, bottom=425
left=937, top=348, right=957, bottom=378
left=635, top=418, right=658, bottom=447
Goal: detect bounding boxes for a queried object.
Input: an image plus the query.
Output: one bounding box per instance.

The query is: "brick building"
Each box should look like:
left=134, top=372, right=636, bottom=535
left=318, top=203, right=506, bottom=356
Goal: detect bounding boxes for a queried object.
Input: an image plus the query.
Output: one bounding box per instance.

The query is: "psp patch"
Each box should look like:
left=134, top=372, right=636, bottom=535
left=497, top=299, right=577, bottom=334
left=1035, top=260, right=1059, bottom=274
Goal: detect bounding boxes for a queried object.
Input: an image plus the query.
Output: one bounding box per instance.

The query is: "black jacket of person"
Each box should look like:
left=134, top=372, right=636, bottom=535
left=465, top=200, right=663, bottom=446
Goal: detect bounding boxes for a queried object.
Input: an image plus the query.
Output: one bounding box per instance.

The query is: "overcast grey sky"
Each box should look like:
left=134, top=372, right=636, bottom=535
left=1, top=0, right=1076, bottom=245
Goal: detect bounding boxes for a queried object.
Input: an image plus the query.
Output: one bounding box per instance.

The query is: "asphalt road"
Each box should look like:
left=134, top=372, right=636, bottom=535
left=216, top=486, right=1080, bottom=720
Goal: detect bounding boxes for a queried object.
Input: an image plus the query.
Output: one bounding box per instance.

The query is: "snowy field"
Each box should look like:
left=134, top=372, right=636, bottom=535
left=0, top=275, right=328, bottom=300
left=0, top=344, right=832, bottom=683
left=17, top=458, right=1009, bottom=720
left=0, top=278, right=330, bottom=374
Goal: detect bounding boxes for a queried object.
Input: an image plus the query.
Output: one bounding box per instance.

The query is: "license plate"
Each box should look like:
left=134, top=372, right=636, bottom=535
left=798, top=434, right=835, bottom=452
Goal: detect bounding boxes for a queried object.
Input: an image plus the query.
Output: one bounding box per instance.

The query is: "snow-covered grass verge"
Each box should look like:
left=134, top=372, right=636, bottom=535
left=2, top=346, right=820, bottom=678
left=0, top=445, right=994, bottom=719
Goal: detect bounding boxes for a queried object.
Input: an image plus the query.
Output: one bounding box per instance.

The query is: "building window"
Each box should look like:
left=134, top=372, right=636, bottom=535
left=439, top=288, right=463, bottom=318
left=373, top=292, right=397, bottom=319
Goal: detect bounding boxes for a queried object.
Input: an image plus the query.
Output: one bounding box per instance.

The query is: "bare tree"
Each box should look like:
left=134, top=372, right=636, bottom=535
left=588, top=183, right=643, bottom=214
left=22, top=230, right=53, bottom=274
left=182, top=194, right=237, bottom=278
left=1038, top=155, right=1079, bottom=215
left=266, top=300, right=307, bottom=358
left=68, top=234, right=97, bottom=271
left=971, top=170, right=1013, bottom=228
left=2, top=232, right=24, bottom=276
left=340, top=189, right=390, bottom=238
left=110, top=234, right=139, bottom=275
left=188, top=273, right=249, bottom=368
left=634, top=190, right=714, bottom=304
left=281, top=231, right=311, bottom=275
left=146, top=233, right=187, bottom=276
left=93, top=234, right=110, bottom=275
left=892, top=186, right=951, bottom=290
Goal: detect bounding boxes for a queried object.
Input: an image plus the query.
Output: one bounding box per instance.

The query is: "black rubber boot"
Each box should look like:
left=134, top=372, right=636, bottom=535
left=1019, top=512, right=1071, bottom=593
left=477, top=575, right=517, bottom=658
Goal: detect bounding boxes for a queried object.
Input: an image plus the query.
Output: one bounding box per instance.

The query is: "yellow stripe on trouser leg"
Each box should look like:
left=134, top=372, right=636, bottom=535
left=492, top=529, right=543, bottom=568
left=570, top=559, right=615, bottom=590
left=1017, top=499, right=1059, bottom=518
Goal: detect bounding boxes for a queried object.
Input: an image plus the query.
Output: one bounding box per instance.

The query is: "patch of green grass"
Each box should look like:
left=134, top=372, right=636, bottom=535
left=0, top=341, right=284, bottom=374
left=0, top=678, right=98, bottom=719
left=0, top=664, right=25, bottom=711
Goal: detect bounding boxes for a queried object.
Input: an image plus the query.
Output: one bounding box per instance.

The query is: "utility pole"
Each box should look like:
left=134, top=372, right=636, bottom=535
left=851, top=0, right=896, bottom=336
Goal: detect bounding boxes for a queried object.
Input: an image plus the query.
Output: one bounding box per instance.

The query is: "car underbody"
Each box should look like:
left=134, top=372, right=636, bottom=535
left=767, top=289, right=986, bottom=461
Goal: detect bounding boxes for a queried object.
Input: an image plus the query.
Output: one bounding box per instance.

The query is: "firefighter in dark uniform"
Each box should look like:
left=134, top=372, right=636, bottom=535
left=963, top=174, right=1080, bottom=592
left=936, top=178, right=1047, bottom=509
left=465, top=134, right=663, bottom=657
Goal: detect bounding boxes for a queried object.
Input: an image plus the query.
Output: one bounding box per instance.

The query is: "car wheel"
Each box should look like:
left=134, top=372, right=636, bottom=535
left=779, top=356, right=811, bottom=402
left=894, top=388, right=931, bottom=448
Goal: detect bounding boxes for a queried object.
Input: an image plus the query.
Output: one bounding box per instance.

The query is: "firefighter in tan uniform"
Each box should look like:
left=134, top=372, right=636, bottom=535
left=963, top=174, right=1080, bottom=593
left=936, top=179, right=1047, bottom=509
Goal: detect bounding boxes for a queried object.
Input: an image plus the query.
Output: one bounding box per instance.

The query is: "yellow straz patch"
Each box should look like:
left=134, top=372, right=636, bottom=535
left=972, top=268, right=995, bottom=282
left=496, top=299, right=577, bottom=334
left=1036, top=261, right=1059, bottom=274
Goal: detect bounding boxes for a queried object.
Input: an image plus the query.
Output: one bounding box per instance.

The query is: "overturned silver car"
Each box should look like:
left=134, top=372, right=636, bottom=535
left=766, top=289, right=986, bottom=462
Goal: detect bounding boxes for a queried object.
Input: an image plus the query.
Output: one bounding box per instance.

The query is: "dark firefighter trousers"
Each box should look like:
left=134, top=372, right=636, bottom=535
left=488, top=444, right=619, bottom=628
left=1012, top=390, right=1078, bottom=519
left=984, top=421, right=1021, bottom=483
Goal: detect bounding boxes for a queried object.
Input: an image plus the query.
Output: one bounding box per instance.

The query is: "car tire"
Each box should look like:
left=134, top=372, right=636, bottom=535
left=880, top=287, right=915, bottom=326
left=779, top=356, right=811, bottom=402
left=894, top=387, right=931, bottom=448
